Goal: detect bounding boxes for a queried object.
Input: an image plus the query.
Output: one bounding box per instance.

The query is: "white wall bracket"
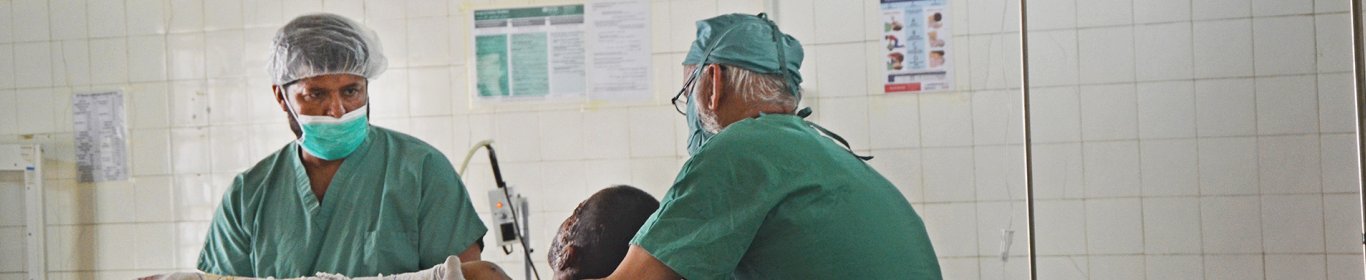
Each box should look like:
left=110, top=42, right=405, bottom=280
left=1, top=145, right=45, bottom=280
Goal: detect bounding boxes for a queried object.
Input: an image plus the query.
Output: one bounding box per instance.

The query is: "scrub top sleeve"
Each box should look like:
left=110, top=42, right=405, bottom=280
left=417, top=153, right=489, bottom=267
left=630, top=153, right=773, bottom=280
left=197, top=175, right=254, bottom=276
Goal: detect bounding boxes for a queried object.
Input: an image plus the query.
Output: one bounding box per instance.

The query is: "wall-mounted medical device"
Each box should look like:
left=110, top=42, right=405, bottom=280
left=460, top=140, right=542, bottom=280
left=488, top=188, right=529, bottom=248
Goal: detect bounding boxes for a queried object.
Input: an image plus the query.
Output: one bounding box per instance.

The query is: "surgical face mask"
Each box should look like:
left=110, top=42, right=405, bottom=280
left=685, top=85, right=716, bottom=156
left=285, top=98, right=370, bottom=161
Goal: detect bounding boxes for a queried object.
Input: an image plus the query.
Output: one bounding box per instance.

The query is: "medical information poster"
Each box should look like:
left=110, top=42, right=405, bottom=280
left=73, top=91, right=129, bottom=182
left=475, top=5, right=586, bottom=99
left=473, top=2, right=651, bottom=102
left=881, top=0, right=953, bottom=93
left=586, top=0, right=651, bottom=101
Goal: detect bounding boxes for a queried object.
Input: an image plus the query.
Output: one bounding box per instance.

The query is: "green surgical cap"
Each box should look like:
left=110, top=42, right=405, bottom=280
left=683, top=13, right=804, bottom=97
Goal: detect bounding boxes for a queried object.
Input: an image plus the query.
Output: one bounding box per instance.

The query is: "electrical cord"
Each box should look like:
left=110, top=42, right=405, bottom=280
left=464, top=142, right=542, bottom=280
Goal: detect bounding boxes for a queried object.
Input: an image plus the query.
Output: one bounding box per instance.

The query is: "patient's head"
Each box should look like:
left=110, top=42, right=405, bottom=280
left=548, top=185, right=660, bottom=280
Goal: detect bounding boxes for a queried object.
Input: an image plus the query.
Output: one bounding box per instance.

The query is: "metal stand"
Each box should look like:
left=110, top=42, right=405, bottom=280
left=520, top=198, right=531, bottom=279
left=1016, top=0, right=1039, bottom=279
left=1, top=145, right=44, bottom=280
left=1350, top=0, right=1366, bottom=274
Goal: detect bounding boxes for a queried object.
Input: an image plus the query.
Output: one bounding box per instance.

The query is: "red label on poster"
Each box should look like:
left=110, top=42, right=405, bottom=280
left=885, top=83, right=922, bottom=92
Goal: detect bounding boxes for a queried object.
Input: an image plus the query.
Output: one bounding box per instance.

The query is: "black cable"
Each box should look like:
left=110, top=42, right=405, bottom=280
left=483, top=144, right=542, bottom=280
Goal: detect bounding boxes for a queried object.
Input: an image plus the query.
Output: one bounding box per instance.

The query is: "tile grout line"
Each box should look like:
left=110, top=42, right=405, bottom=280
left=1310, top=1, right=1330, bottom=277
left=1069, top=0, right=1091, bottom=277
left=1189, top=0, right=1208, bottom=273
left=1245, top=1, right=1269, bottom=276
left=1124, top=0, right=1150, bottom=276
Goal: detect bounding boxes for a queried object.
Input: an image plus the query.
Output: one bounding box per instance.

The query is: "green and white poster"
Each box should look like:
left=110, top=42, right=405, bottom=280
left=473, top=5, right=588, bottom=100
left=471, top=0, right=651, bottom=103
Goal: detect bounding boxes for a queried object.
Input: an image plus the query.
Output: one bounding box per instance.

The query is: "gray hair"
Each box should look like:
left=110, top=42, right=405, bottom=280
left=690, top=65, right=799, bottom=111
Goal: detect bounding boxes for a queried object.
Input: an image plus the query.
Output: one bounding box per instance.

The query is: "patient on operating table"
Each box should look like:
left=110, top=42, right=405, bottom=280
left=549, top=185, right=660, bottom=280
left=141, top=256, right=511, bottom=280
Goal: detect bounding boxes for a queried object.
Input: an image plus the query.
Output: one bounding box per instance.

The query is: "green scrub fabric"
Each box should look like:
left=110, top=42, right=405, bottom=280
left=197, top=126, right=487, bottom=278
left=631, top=114, right=942, bottom=280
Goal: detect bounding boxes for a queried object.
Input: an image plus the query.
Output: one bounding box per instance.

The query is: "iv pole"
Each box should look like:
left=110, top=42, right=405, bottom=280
left=1016, top=0, right=1039, bottom=279
left=1349, top=0, right=1366, bottom=274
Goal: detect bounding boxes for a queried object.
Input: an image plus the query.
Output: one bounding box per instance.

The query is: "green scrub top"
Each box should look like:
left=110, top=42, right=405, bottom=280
left=631, top=114, right=942, bottom=280
left=197, top=126, right=487, bottom=278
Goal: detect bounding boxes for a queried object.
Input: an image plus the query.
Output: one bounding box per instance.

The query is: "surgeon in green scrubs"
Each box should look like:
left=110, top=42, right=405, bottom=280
left=600, top=13, right=942, bottom=280
left=197, top=14, right=487, bottom=278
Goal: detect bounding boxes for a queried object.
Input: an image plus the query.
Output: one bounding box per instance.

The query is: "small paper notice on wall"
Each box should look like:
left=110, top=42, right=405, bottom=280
left=587, top=0, right=652, bottom=101
left=73, top=91, right=129, bottom=183
left=881, top=0, right=953, bottom=93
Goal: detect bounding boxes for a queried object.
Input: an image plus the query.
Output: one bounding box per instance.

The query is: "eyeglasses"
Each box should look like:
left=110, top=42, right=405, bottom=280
left=671, top=68, right=703, bottom=116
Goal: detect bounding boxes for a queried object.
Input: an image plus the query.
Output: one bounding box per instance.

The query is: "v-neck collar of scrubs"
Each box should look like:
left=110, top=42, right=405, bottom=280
left=289, top=127, right=374, bottom=229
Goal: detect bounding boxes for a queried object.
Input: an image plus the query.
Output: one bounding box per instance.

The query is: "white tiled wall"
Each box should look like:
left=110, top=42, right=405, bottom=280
left=0, top=0, right=1357, bottom=280
left=1026, top=0, right=1363, bottom=279
left=0, top=0, right=993, bottom=279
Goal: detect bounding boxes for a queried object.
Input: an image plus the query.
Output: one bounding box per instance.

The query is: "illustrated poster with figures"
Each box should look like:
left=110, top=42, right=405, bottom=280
left=882, top=0, right=952, bottom=93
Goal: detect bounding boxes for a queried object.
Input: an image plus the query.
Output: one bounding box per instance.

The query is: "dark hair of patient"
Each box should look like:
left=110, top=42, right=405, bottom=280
left=548, top=185, right=661, bottom=280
